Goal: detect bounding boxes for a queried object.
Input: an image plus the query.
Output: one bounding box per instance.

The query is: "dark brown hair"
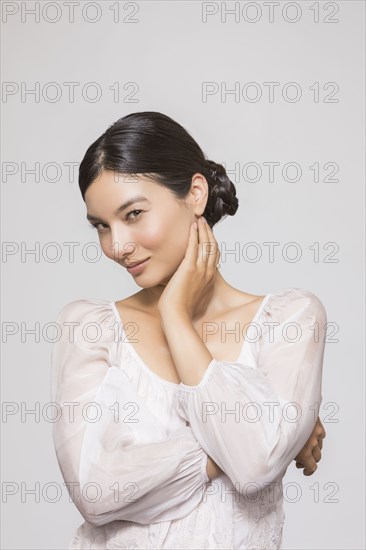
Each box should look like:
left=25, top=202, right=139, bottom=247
left=78, top=111, right=238, bottom=228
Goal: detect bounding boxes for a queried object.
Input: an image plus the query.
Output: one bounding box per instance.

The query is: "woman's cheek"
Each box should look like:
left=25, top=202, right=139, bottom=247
left=99, top=236, right=116, bottom=259
left=137, top=224, right=165, bottom=249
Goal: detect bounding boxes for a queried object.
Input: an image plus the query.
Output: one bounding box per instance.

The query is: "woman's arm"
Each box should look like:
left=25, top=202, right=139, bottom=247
left=206, top=455, right=224, bottom=479
left=170, top=288, right=327, bottom=493
left=206, top=417, right=326, bottom=480
left=51, top=299, right=210, bottom=527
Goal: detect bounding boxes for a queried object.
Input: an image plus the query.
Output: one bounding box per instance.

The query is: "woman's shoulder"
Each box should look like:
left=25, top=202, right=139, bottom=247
left=264, top=287, right=327, bottom=323
left=230, top=286, right=324, bottom=310
left=54, top=298, right=122, bottom=348
left=56, top=297, right=112, bottom=315
left=54, top=297, right=117, bottom=329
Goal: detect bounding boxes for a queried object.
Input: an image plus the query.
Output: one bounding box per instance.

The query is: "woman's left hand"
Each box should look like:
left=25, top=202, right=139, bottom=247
left=294, top=416, right=326, bottom=476
left=158, top=216, right=220, bottom=319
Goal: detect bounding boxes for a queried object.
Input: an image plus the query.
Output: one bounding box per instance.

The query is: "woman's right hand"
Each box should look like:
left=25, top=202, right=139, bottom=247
left=206, top=455, right=224, bottom=480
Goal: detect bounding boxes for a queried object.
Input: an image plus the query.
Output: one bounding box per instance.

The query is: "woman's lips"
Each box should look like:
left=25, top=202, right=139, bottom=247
left=126, top=258, right=150, bottom=275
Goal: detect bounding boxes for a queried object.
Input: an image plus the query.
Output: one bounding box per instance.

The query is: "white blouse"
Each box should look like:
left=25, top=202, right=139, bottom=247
left=51, top=287, right=327, bottom=549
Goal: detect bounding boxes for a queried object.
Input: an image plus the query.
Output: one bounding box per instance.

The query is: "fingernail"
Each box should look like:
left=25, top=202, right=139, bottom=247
left=193, top=222, right=197, bottom=230
left=202, top=217, right=207, bottom=224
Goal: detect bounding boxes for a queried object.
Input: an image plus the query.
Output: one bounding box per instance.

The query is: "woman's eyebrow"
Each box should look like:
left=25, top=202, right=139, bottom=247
left=86, top=196, right=150, bottom=222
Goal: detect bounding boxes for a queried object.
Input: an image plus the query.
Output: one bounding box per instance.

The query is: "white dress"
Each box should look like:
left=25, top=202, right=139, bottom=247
left=51, top=287, right=327, bottom=550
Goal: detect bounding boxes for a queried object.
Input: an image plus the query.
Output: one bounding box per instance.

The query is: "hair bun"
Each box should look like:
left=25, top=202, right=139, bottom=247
left=203, top=159, right=239, bottom=227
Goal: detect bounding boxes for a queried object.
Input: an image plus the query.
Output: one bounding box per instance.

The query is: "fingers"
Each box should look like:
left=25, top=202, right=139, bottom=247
left=197, top=216, right=211, bottom=269
left=315, top=417, right=326, bottom=442
left=185, top=216, right=220, bottom=279
left=199, top=216, right=220, bottom=273
left=197, top=216, right=220, bottom=272
left=293, top=419, right=326, bottom=477
left=312, top=446, right=322, bottom=463
left=317, top=429, right=326, bottom=451
left=185, top=222, right=199, bottom=267
left=302, top=449, right=319, bottom=476
left=309, top=437, right=323, bottom=459
left=304, top=463, right=318, bottom=476
left=295, top=444, right=322, bottom=476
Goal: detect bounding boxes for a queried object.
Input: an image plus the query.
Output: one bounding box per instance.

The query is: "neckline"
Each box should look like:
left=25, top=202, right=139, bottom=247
left=109, top=293, right=272, bottom=389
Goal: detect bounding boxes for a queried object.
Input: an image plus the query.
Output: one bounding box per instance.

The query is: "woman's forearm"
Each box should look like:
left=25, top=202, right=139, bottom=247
left=206, top=455, right=224, bottom=480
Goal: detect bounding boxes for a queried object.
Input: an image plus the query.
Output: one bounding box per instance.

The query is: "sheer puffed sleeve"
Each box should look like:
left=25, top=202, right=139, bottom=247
left=177, top=288, right=327, bottom=494
left=51, top=299, right=209, bottom=527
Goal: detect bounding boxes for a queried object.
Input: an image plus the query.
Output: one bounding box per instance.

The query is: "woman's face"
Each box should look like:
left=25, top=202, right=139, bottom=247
left=85, top=170, right=207, bottom=287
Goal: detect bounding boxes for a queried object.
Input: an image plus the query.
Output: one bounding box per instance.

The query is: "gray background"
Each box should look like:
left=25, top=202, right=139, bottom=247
left=1, top=1, right=365, bottom=548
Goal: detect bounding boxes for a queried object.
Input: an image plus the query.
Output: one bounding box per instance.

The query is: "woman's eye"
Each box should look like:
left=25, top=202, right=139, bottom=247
left=125, top=209, right=142, bottom=221
left=89, top=222, right=108, bottom=232
left=88, top=210, right=142, bottom=232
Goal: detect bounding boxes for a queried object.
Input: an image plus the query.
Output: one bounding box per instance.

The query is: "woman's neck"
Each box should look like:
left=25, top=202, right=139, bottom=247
left=138, top=270, right=240, bottom=320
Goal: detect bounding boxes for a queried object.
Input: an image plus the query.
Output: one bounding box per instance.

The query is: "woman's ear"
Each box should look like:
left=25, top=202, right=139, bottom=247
left=190, top=173, right=209, bottom=216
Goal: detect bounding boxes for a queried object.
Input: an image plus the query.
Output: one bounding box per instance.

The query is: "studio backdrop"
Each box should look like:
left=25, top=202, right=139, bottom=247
left=2, top=1, right=365, bottom=549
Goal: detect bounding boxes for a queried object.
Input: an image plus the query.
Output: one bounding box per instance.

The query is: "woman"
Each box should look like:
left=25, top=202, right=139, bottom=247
left=52, top=111, right=327, bottom=549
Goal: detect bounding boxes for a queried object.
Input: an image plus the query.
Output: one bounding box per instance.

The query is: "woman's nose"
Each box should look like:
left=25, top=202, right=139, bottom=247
left=108, top=230, right=140, bottom=262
